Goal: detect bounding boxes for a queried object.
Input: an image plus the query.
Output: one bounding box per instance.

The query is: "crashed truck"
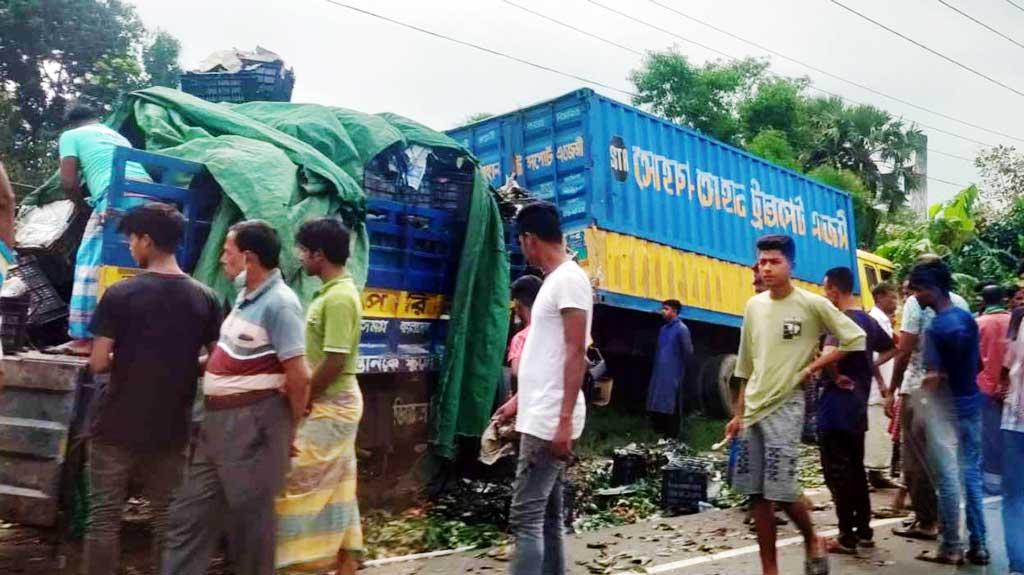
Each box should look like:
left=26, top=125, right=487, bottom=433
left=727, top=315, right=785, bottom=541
left=449, top=88, right=895, bottom=422
left=0, top=87, right=511, bottom=528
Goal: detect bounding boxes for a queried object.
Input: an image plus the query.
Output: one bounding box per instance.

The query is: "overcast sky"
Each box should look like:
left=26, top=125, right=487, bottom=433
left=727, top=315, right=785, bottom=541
left=131, top=0, right=1024, bottom=204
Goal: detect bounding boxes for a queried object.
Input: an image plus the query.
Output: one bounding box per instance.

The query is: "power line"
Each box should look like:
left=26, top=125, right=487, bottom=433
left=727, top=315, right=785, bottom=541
left=643, top=0, right=1024, bottom=145
left=580, top=0, right=997, bottom=150
left=1005, top=0, right=1024, bottom=15
left=319, top=0, right=636, bottom=98
left=324, top=0, right=987, bottom=172
left=831, top=0, right=1024, bottom=99
left=935, top=0, right=1024, bottom=51
left=928, top=148, right=975, bottom=163
left=587, top=0, right=736, bottom=61
left=502, top=0, right=643, bottom=56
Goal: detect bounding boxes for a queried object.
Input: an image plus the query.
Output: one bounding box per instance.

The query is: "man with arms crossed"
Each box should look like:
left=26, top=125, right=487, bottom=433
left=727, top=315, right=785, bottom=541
left=726, top=234, right=866, bottom=575
left=162, top=221, right=310, bottom=575
left=493, top=201, right=592, bottom=575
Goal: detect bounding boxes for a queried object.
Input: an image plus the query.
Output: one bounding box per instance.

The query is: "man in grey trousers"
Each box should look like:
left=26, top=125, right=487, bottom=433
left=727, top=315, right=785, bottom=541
left=492, top=201, right=593, bottom=575
left=161, top=221, right=310, bottom=575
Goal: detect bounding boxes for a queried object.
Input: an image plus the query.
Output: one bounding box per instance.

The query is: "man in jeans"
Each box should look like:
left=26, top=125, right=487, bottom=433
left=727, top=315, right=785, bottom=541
left=1000, top=302, right=1024, bottom=575
left=886, top=256, right=970, bottom=541
left=162, top=221, right=310, bottom=575
left=84, top=203, right=223, bottom=575
left=727, top=235, right=865, bottom=575
left=910, top=259, right=989, bottom=566
left=493, top=201, right=592, bottom=575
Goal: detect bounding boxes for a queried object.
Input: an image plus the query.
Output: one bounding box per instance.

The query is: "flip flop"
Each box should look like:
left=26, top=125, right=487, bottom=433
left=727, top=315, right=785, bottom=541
left=893, top=525, right=938, bottom=541
left=916, top=550, right=964, bottom=565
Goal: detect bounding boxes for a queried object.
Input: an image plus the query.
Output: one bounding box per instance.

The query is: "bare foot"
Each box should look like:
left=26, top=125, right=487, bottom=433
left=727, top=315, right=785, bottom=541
left=43, top=339, right=93, bottom=357
left=336, top=550, right=359, bottom=575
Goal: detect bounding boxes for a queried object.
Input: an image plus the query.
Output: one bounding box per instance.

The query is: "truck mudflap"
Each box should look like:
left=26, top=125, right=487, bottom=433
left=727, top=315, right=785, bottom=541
left=0, top=353, right=89, bottom=527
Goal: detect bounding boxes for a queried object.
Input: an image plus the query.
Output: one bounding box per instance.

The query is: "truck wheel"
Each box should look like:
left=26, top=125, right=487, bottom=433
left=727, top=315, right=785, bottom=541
left=698, top=354, right=738, bottom=419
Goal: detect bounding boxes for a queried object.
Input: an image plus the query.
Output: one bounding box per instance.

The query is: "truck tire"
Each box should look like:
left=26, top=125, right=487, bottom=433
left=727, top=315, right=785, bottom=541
left=698, top=354, right=738, bottom=419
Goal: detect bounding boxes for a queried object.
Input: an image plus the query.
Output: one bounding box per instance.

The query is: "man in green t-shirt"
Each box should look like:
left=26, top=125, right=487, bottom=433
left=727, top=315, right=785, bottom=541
left=277, top=217, right=364, bottom=575
left=726, top=234, right=866, bottom=575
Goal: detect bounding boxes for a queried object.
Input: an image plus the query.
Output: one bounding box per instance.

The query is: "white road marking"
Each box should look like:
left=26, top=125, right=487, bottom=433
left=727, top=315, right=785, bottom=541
left=646, top=496, right=1003, bottom=574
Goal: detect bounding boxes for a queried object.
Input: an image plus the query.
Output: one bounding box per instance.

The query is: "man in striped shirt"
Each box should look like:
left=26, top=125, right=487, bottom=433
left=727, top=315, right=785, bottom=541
left=162, top=220, right=310, bottom=575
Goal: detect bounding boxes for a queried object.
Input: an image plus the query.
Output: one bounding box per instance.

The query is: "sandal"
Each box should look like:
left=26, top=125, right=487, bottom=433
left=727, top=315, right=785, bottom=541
left=893, top=522, right=938, bottom=541
left=823, top=536, right=857, bottom=555
left=916, top=550, right=964, bottom=565
left=873, top=507, right=909, bottom=519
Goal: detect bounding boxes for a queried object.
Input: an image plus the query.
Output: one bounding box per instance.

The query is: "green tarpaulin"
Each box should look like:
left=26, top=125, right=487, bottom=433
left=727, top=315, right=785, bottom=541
left=25, top=87, right=509, bottom=458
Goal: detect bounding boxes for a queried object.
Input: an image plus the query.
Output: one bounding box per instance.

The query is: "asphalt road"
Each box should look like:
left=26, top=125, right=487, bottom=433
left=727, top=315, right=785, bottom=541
left=365, top=492, right=1011, bottom=575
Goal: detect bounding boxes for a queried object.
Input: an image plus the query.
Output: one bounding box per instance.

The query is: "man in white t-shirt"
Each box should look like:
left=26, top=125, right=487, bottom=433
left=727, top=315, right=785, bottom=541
left=493, top=201, right=592, bottom=575
left=866, top=282, right=899, bottom=487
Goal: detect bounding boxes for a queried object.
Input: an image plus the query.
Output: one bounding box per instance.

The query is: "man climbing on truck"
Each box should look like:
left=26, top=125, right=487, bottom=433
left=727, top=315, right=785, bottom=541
left=53, top=101, right=152, bottom=356
left=726, top=234, right=866, bottom=575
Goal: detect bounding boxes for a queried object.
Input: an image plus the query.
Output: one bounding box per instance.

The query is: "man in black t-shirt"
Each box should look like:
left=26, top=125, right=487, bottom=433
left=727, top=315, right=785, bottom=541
left=819, top=266, right=896, bottom=554
left=84, top=203, right=222, bottom=575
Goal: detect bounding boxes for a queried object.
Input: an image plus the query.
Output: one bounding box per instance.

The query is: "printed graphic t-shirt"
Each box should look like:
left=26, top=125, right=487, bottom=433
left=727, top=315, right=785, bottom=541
left=735, top=287, right=866, bottom=425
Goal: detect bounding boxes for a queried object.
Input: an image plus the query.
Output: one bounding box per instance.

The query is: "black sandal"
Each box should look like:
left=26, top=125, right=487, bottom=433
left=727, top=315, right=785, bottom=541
left=916, top=550, right=965, bottom=565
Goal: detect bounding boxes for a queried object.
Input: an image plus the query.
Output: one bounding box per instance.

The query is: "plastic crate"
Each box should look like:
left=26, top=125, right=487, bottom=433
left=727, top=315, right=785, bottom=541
left=366, top=199, right=455, bottom=294
left=9, top=256, right=68, bottom=326
left=0, top=294, right=30, bottom=352
left=101, top=147, right=220, bottom=274
left=366, top=199, right=407, bottom=291
left=403, top=205, right=453, bottom=294
left=661, top=458, right=712, bottom=511
left=180, top=65, right=294, bottom=104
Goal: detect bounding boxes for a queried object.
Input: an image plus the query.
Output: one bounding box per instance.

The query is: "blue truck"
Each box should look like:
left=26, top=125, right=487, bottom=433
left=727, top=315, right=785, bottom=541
left=449, top=88, right=894, bottom=418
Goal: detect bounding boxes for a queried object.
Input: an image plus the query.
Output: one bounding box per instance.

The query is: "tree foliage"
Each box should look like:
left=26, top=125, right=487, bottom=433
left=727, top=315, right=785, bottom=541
left=975, top=145, right=1024, bottom=214
left=0, top=0, right=182, bottom=186
left=630, top=51, right=767, bottom=145
left=144, top=30, right=184, bottom=89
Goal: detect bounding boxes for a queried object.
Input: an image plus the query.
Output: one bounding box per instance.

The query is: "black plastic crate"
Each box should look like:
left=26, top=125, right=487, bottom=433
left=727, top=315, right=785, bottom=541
left=611, top=451, right=648, bottom=486
left=0, top=294, right=30, bottom=352
left=9, top=256, right=69, bottom=326
left=661, top=457, right=712, bottom=511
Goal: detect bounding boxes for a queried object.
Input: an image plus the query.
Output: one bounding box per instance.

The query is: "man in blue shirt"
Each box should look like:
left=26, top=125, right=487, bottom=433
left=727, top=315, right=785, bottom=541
left=910, top=259, right=988, bottom=566
left=646, top=299, right=693, bottom=437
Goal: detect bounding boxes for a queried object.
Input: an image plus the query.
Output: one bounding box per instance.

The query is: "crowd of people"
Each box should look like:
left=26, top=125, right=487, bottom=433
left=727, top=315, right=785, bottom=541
left=2, top=102, right=1022, bottom=574
left=496, top=222, right=1022, bottom=575
left=78, top=205, right=364, bottom=575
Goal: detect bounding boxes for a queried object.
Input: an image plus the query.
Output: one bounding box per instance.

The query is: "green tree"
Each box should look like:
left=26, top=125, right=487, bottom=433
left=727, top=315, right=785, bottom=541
left=144, top=30, right=183, bottom=89
left=0, top=1, right=182, bottom=187
left=975, top=145, right=1024, bottom=214
left=631, top=51, right=768, bottom=144
left=738, top=76, right=809, bottom=147
left=747, top=129, right=800, bottom=171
